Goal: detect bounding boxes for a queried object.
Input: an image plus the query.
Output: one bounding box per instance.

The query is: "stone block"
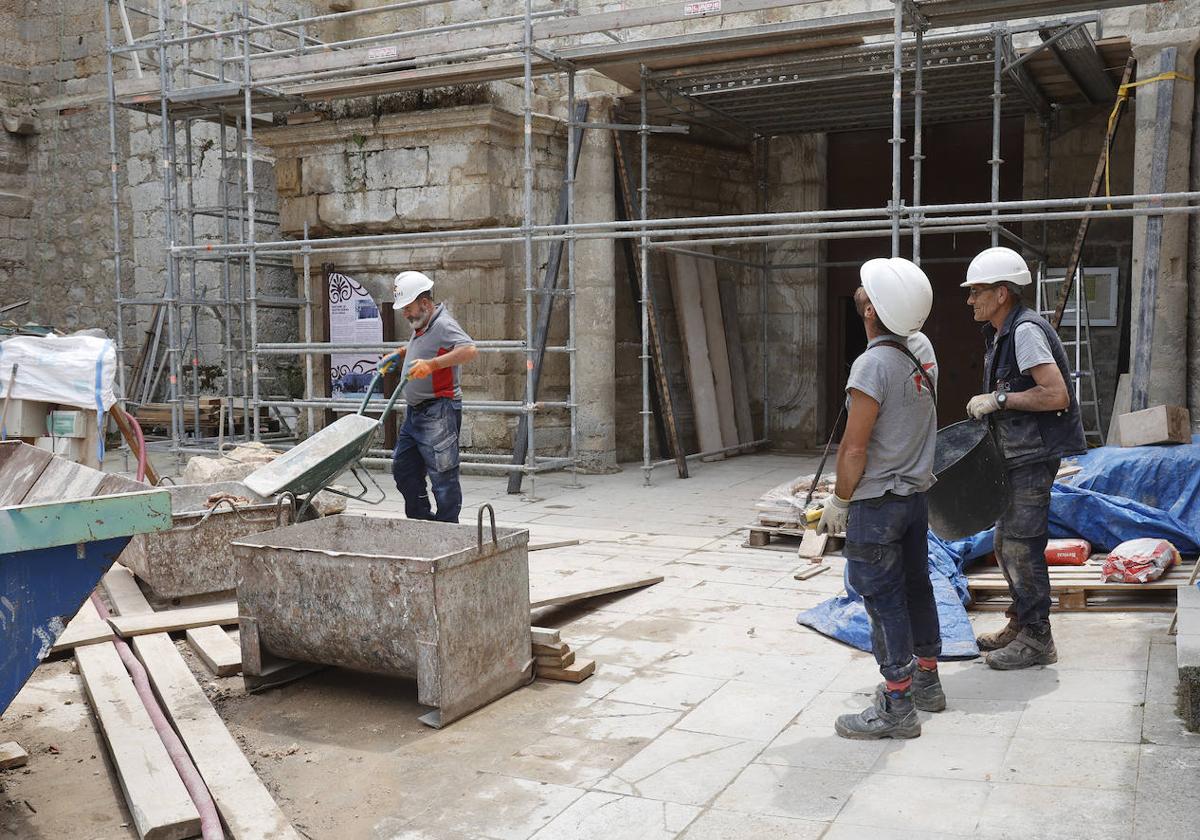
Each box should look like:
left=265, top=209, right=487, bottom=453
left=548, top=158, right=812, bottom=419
left=1117, top=405, right=1191, bottom=447
left=364, top=147, right=429, bottom=190
left=317, top=190, right=397, bottom=230
left=449, top=182, right=494, bottom=223
left=304, top=153, right=362, bottom=194
left=275, top=157, right=301, bottom=196
left=279, top=194, right=319, bottom=235
left=0, top=190, right=31, bottom=218
left=395, top=185, right=451, bottom=222
left=429, top=141, right=490, bottom=181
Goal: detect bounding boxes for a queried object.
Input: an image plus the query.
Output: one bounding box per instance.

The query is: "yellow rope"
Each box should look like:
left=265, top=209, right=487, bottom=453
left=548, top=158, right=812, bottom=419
left=1105, top=71, right=1195, bottom=207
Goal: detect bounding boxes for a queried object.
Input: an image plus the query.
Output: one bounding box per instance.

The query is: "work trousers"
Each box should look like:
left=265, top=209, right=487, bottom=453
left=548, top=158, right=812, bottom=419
left=994, top=458, right=1059, bottom=631
left=391, top=397, right=463, bottom=524
left=845, top=491, right=942, bottom=684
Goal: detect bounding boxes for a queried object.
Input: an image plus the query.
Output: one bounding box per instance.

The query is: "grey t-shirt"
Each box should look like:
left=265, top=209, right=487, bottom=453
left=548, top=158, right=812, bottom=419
left=403, top=302, right=473, bottom=404
left=845, top=331, right=939, bottom=502
left=1014, top=322, right=1055, bottom=374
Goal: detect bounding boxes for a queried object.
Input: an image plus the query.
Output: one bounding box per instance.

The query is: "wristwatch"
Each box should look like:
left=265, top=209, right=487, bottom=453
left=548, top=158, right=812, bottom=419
left=995, top=390, right=1007, bottom=410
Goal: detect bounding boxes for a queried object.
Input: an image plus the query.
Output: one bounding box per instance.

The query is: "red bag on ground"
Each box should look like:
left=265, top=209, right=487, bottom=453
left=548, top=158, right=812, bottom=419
left=1044, top=539, right=1091, bottom=566
left=1101, top=538, right=1181, bottom=583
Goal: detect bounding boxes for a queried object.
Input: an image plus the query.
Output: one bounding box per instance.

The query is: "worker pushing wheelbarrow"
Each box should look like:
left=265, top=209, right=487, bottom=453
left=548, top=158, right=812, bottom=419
left=245, top=272, right=478, bottom=522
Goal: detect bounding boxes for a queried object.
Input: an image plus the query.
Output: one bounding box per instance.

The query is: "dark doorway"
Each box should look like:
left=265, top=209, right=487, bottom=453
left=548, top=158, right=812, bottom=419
left=824, top=118, right=1025, bottom=432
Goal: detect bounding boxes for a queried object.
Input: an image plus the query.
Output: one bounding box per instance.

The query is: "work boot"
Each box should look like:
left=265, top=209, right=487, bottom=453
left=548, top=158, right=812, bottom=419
left=835, top=686, right=921, bottom=740
left=986, top=625, right=1057, bottom=670
left=911, top=668, right=947, bottom=712
left=976, top=618, right=1021, bottom=652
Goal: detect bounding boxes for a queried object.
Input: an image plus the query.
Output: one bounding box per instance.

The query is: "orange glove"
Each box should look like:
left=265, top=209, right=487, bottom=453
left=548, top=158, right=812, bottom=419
left=407, top=358, right=436, bottom=379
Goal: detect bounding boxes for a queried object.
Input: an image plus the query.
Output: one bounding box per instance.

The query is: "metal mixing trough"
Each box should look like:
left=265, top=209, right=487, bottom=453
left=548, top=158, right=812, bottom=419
left=230, top=508, right=531, bottom=728
left=119, top=481, right=286, bottom=599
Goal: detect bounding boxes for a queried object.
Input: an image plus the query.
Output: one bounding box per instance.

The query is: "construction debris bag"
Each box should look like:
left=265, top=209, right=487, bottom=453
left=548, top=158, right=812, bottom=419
left=0, top=334, right=118, bottom=412
left=1101, top=538, right=1180, bottom=584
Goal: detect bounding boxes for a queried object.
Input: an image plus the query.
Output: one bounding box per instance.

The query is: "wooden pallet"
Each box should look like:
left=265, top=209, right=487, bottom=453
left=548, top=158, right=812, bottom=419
left=745, top=523, right=844, bottom=553
left=967, top=564, right=1192, bottom=612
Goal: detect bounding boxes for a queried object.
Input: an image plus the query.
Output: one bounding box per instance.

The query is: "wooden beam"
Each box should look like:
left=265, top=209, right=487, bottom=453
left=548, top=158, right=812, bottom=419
left=186, top=626, right=242, bottom=677
left=109, top=602, right=240, bottom=639
left=529, top=627, right=562, bottom=647
left=75, top=602, right=201, bottom=840
left=529, top=573, right=664, bottom=609
left=49, top=602, right=114, bottom=655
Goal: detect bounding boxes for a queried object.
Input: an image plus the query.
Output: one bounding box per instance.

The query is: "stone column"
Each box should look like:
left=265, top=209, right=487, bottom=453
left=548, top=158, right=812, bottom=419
left=1128, top=28, right=1200, bottom=410
left=573, top=78, right=619, bottom=472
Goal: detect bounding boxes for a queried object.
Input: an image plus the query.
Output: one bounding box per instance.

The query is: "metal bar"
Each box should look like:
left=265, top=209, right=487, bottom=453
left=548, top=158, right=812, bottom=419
left=301, top=225, right=314, bottom=442
left=890, top=0, right=904, bottom=256
left=156, top=0, right=183, bottom=448
left=912, top=22, right=925, bottom=265
left=649, top=437, right=770, bottom=470
left=759, top=136, right=770, bottom=444
left=257, top=399, right=571, bottom=414
left=1131, top=48, right=1178, bottom=412
left=522, top=0, right=536, bottom=500
left=508, top=98, right=588, bottom=494
left=566, top=69, right=579, bottom=488
left=255, top=341, right=541, bottom=353
left=640, top=67, right=652, bottom=485
left=1002, top=21, right=1085, bottom=73
left=105, top=1, right=129, bottom=408
left=116, top=0, right=144, bottom=79
left=990, top=27, right=1005, bottom=247
left=242, top=1, right=261, bottom=440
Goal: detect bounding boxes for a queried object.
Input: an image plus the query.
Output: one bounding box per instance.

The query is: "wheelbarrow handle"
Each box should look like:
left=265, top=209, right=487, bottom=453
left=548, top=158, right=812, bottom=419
left=358, top=358, right=410, bottom=420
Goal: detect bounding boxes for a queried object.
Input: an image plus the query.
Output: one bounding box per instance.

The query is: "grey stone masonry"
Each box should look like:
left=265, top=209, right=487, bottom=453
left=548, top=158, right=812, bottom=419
left=1178, top=583, right=1200, bottom=731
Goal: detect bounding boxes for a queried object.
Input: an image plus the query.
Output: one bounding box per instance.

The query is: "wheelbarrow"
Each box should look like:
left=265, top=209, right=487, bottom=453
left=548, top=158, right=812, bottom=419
left=0, top=441, right=171, bottom=715
left=243, top=354, right=408, bottom=514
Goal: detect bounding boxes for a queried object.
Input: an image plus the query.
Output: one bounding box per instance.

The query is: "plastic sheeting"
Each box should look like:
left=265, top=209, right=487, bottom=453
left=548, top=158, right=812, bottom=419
left=797, top=451, right=1200, bottom=657
left=1065, top=436, right=1200, bottom=531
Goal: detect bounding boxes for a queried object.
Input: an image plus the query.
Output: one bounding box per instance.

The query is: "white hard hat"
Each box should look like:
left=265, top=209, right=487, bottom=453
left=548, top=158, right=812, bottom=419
left=961, top=246, right=1032, bottom=288
left=860, top=257, right=933, bottom=337
left=392, top=271, right=434, bottom=309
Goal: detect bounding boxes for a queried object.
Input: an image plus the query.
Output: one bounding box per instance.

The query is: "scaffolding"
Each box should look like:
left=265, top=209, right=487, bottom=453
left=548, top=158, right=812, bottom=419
left=104, top=0, right=1197, bottom=493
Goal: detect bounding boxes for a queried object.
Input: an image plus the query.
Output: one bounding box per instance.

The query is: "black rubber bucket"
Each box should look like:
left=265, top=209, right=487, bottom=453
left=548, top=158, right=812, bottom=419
left=927, top=419, right=1011, bottom=541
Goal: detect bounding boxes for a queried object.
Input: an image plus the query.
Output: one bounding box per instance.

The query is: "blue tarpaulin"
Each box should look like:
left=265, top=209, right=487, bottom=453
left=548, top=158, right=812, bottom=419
left=797, top=441, right=1200, bottom=658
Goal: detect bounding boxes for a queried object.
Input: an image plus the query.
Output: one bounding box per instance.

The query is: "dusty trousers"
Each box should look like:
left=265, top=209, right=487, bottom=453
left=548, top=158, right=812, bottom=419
left=845, top=491, right=942, bottom=683
left=994, top=458, right=1059, bottom=631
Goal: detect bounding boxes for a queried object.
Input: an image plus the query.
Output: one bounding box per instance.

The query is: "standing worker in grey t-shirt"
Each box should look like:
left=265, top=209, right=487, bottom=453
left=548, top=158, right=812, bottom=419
left=386, top=271, right=478, bottom=523
left=816, top=257, right=944, bottom=740
left=960, top=247, right=1085, bottom=670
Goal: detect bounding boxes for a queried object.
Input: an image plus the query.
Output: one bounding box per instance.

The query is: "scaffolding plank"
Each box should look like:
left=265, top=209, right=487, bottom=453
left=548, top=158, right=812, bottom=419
left=694, top=247, right=739, bottom=450
left=668, top=251, right=724, bottom=457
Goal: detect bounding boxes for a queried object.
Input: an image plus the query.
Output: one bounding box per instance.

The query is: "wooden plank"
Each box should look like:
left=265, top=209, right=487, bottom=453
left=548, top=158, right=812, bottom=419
left=797, top=530, right=828, bottom=560
left=20, top=457, right=104, bottom=504
left=75, top=641, right=201, bottom=840
left=533, top=641, right=569, bottom=657
left=50, top=601, right=114, bottom=655
left=529, top=539, right=582, bottom=552
left=186, top=626, right=242, bottom=677
left=668, top=251, right=724, bottom=456
left=105, top=566, right=301, bottom=840
left=794, top=564, right=830, bottom=581
left=529, top=573, right=664, bottom=609
left=529, top=627, right=562, bottom=646
left=614, top=132, right=687, bottom=478
left=537, top=659, right=595, bottom=683
left=0, top=741, right=28, bottom=770
left=694, top=246, right=739, bottom=450
left=536, top=650, right=576, bottom=669
left=109, top=602, right=239, bottom=639
left=0, top=441, right=51, bottom=506
left=717, top=275, right=755, bottom=447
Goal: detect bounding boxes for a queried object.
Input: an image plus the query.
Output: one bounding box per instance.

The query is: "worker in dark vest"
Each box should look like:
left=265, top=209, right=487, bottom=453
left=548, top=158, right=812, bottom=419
left=962, top=247, right=1086, bottom=670
left=818, top=257, right=943, bottom=740
left=388, top=271, right=478, bottom=524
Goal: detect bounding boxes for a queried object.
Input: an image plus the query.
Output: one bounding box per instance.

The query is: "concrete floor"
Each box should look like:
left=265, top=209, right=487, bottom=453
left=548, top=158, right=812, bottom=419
left=2, top=451, right=1198, bottom=839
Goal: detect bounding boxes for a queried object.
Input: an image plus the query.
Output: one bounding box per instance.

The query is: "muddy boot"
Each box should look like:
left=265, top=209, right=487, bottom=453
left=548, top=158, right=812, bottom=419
left=986, top=625, right=1057, bottom=670
left=835, top=686, right=921, bottom=740
left=976, top=618, right=1021, bottom=652
left=911, top=668, right=946, bottom=712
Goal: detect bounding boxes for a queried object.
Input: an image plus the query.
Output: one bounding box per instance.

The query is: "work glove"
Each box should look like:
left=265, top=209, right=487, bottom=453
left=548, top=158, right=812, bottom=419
left=407, top=358, right=436, bottom=379
left=816, top=494, right=850, bottom=536
left=966, top=392, right=1001, bottom=420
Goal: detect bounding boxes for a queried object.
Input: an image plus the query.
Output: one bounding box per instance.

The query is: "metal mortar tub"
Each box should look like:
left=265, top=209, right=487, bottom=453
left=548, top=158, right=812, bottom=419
left=119, top=481, right=284, bottom=599
left=230, top=509, right=532, bottom=728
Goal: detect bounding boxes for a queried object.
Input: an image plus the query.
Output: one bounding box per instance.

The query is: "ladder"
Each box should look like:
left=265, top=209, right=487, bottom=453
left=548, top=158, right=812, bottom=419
left=1036, top=265, right=1104, bottom=446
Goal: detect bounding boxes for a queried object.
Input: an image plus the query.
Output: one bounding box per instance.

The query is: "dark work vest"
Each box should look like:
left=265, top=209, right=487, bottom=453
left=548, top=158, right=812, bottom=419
left=982, top=303, right=1087, bottom=467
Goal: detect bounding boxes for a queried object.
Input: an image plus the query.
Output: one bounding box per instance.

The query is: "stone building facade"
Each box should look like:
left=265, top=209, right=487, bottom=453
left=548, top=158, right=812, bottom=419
left=2, top=1, right=1199, bottom=468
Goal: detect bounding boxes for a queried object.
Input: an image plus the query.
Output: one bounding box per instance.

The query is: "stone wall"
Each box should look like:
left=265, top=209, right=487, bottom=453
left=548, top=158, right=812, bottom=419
left=260, top=100, right=571, bottom=451
left=1021, top=106, right=1135, bottom=440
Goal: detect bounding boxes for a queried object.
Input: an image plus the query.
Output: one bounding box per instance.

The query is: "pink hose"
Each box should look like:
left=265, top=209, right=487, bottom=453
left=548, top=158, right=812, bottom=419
left=115, top=405, right=148, bottom=483
left=91, top=594, right=223, bottom=839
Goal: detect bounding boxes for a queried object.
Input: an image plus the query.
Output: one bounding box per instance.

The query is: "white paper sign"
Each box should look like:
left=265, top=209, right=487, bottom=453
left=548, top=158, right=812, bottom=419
left=684, top=1, right=721, bottom=15
left=328, top=272, right=383, bottom=397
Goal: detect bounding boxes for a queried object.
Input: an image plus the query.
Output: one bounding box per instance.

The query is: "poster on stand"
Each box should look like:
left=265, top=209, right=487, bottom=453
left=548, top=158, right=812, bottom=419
left=327, top=271, right=384, bottom=397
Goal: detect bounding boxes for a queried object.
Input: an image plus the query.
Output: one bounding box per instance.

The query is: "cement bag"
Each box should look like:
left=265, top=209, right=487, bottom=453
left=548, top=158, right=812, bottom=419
left=1044, top=539, right=1091, bottom=566
left=756, top=473, right=835, bottom=526
left=0, top=334, right=118, bottom=411
left=1101, top=538, right=1180, bottom=583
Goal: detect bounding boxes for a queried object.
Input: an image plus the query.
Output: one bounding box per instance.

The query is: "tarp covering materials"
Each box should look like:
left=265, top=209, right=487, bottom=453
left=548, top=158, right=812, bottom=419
left=798, top=438, right=1200, bottom=659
